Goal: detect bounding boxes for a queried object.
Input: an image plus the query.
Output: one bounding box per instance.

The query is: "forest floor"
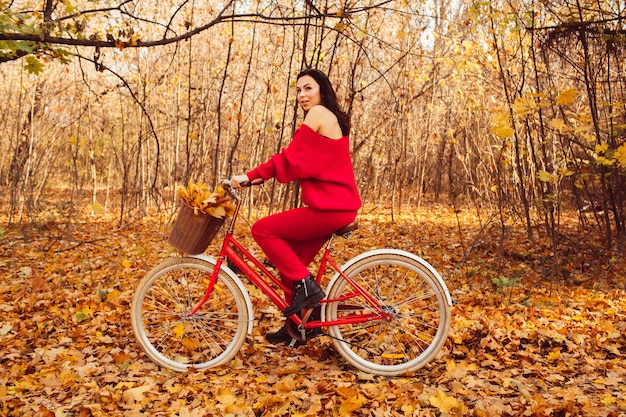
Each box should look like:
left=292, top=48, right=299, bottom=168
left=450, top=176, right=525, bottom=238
left=1, top=202, right=625, bottom=416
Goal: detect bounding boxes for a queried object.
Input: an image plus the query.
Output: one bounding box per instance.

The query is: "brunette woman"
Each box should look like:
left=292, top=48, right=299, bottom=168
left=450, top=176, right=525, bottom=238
left=230, top=68, right=361, bottom=344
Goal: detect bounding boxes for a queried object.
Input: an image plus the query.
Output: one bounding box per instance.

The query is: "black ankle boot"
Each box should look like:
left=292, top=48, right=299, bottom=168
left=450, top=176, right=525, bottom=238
left=265, top=325, right=292, bottom=344
left=265, top=322, right=322, bottom=347
left=265, top=321, right=322, bottom=347
left=284, top=275, right=325, bottom=316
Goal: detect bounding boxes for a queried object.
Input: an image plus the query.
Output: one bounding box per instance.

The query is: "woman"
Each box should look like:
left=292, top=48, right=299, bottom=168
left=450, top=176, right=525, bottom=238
left=230, top=68, right=362, bottom=345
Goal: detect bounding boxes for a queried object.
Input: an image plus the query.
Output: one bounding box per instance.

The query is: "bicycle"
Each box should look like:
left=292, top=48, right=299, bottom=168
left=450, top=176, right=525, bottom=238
left=131, top=181, right=453, bottom=376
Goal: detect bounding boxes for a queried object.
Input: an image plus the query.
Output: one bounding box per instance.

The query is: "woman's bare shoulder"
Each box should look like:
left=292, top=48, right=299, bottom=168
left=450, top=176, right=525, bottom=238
left=304, top=105, right=341, bottom=139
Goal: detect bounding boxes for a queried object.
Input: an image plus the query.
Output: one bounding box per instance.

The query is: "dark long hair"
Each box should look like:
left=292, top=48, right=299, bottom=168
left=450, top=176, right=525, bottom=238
left=297, top=68, right=351, bottom=136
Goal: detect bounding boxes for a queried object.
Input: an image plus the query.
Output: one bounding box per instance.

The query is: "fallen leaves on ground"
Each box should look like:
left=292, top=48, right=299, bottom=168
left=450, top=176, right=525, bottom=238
left=1, top=204, right=625, bottom=416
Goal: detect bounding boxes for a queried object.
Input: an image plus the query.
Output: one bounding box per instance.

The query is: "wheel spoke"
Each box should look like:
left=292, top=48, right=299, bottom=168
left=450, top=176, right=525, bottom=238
left=131, top=258, right=249, bottom=371
left=326, top=251, right=450, bottom=376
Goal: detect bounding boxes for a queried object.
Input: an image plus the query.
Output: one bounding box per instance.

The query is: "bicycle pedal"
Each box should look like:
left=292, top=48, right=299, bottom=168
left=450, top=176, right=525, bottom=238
left=300, top=308, right=314, bottom=324
left=285, top=319, right=306, bottom=342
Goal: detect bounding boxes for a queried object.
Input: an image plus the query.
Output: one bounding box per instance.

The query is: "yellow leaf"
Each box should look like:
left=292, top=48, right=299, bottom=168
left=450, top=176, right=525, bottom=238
left=106, top=289, right=121, bottom=301
left=130, top=34, right=141, bottom=46
left=492, top=123, right=514, bottom=139
left=121, top=259, right=132, bottom=268
left=601, top=394, right=616, bottom=406
left=556, top=88, right=577, bottom=105
left=492, top=110, right=514, bottom=138
left=339, top=394, right=366, bottom=415
left=401, top=403, right=414, bottom=415
left=537, top=170, right=557, bottom=183
left=115, top=381, right=135, bottom=390
left=208, top=205, right=227, bottom=218
left=381, top=352, right=405, bottom=359
left=547, top=348, right=560, bottom=361
left=182, top=337, right=199, bottom=349
left=274, top=377, right=297, bottom=392
left=595, top=143, right=609, bottom=154
left=511, top=96, right=535, bottom=116
left=216, top=387, right=237, bottom=405
left=615, top=143, right=626, bottom=168
left=429, top=390, right=462, bottom=413
left=336, top=386, right=357, bottom=398
left=548, top=117, right=569, bottom=133
left=173, top=322, right=185, bottom=338
left=202, top=194, right=218, bottom=205
left=124, top=385, right=151, bottom=403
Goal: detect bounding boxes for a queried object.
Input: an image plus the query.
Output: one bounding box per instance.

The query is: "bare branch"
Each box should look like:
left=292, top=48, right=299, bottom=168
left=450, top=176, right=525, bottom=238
left=0, top=0, right=393, bottom=52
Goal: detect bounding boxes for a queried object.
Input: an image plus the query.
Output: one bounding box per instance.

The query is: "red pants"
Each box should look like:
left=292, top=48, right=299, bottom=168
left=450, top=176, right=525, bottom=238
left=251, top=207, right=357, bottom=299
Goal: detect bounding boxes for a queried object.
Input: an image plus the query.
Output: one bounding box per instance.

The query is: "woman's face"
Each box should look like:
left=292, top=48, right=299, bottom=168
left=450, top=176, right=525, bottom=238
left=296, top=75, right=322, bottom=111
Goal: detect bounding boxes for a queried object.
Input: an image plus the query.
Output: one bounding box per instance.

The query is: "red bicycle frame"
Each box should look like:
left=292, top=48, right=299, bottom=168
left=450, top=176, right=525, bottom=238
left=189, top=188, right=387, bottom=331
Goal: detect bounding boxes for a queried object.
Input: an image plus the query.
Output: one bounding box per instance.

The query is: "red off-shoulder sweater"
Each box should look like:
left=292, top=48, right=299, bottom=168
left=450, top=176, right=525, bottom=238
left=246, top=124, right=362, bottom=212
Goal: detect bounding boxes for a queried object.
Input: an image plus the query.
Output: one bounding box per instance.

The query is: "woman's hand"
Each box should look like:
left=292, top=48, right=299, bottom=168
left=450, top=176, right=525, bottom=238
left=230, top=174, right=250, bottom=189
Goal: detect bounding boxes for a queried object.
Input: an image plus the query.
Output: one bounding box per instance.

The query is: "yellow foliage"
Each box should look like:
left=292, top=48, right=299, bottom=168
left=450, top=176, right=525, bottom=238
left=595, top=143, right=609, bottom=154
left=492, top=117, right=515, bottom=139
left=511, top=96, right=536, bottom=116
left=556, top=88, right=578, bottom=105
left=601, top=395, right=616, bottom=406
left=614, top=143, right=626, bottom=168
left=537, top=170, right=558, bottom=183
left=429, top=389, right=466, bottom=414
left=548, top=117, right=569, bottom=133
left=547, top=348, right=561, bottom=361
left=595, top=156, right=614, bottom=166
left=3, top=203, right=626, bottom=416
left=177, top=181, right=236, bottom=218
left=173, top=322, right=185, bottom=338
left=338, top=394, right=366, bottom=415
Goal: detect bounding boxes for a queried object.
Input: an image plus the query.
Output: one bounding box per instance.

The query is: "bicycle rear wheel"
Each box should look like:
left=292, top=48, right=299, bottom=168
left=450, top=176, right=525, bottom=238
left=325, top=250, right=451, bottom=376
left=131, top=257, right=249, bottom=371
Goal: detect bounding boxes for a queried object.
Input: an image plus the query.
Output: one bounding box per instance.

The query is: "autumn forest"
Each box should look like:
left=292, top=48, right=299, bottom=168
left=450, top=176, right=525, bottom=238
left=1, top=0, right=626, bottom=416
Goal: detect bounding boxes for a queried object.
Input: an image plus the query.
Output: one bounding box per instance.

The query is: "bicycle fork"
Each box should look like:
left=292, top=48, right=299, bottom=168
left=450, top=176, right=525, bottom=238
left=187, top=257, right=224, bottom=317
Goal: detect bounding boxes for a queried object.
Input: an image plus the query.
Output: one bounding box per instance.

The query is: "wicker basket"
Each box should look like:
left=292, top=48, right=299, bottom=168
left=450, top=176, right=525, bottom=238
left=167, top=201, right=225, bottom=254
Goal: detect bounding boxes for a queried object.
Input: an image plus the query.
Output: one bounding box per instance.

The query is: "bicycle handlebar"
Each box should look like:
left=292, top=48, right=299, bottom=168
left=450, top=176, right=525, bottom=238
left=221, top=178, right=264, bottom=199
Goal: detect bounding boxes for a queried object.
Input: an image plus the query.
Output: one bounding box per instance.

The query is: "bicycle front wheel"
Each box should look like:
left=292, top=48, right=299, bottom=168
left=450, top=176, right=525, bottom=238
left=325, top=250, right=451, bottom=376
left=131, top=257, right=249, bottom=372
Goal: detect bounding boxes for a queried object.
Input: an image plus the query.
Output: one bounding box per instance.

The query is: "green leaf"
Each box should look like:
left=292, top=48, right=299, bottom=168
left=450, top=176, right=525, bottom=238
left=25, top=56, right=44, bottom=75
left=492, top=275, right=521, bottom=288
left=595, top=156, right=614, bottom=166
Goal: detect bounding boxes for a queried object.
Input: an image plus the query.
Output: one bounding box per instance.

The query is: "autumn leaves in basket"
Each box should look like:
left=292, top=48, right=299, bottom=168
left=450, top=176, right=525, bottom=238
left=177, top=181, right=236, bottom=219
